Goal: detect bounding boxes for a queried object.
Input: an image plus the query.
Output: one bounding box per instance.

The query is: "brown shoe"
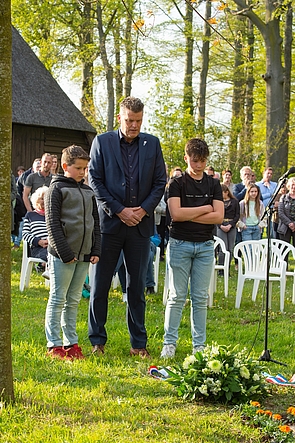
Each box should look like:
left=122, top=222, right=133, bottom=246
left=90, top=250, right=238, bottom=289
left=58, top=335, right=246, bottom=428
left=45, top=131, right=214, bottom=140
left=92, top=344, right=105, bottom=355
left=130, top=348, right=151, bottom=359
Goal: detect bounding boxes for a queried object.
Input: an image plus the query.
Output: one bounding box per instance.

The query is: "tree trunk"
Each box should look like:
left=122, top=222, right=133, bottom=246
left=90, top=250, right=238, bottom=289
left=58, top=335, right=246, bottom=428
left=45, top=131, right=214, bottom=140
left=183, top=2, right=193, bottom=115
left=113, top=23, right=123, bottom=114
left=124, top=10, right=133, bottom=98
left=96, top=2, right=114, bottom=131
left=263, top=18, right=286, bottom=173
left=243, top=18, right=254, bottom=155
left=283, top=2, right=292, bottom=169
left=80, top=1, right=95, bottom=123
left=233, top=0, right=288, bottom=179
left=0, top=3, right=15, bottom=402
left=197, top=0, right=211, bottom=137
left=228, top=21, right=246, bottom=170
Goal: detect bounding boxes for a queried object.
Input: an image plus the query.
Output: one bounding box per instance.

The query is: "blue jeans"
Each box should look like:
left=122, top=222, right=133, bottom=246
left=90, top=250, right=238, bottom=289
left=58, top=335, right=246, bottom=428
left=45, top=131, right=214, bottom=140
left=241, top=225, right=261, bottom=241
left=45, top=253, right=89, bottom=348
left=12, top=218, right=24, bottom=246
left=146, top=241, right=156, bottom=287
left=163, top=237, right=214, bottom=348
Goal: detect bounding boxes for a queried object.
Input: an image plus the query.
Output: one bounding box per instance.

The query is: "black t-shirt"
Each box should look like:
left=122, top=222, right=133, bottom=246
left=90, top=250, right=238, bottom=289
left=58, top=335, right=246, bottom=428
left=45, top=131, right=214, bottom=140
left=167, top=171, right=223, bottom=242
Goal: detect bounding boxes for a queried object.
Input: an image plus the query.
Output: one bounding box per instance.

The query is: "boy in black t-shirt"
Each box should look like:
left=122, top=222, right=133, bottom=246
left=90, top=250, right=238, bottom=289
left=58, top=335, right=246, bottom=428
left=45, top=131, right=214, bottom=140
left=161, top=138, right=224, bottom=358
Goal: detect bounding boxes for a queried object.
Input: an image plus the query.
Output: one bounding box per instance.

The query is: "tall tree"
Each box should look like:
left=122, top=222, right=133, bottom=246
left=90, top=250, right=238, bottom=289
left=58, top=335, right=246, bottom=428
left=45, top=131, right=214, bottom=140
left=0, top=0, right=15, bottom=402
left=228, top=19, right=246, bottom=168
left=231, top=0, right=291, bottom=178
left=80, top=0, right=96, bottom=123
left=242, top=18, right=254, bottom=157
left=197, top=0, right=211, bottom=137
left=96, top=1, right=115, bottom=130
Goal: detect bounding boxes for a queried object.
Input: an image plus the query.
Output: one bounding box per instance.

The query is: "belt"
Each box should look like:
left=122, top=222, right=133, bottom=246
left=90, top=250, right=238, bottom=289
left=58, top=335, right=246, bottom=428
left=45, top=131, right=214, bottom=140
left=223, top=218, right=233, bottom=222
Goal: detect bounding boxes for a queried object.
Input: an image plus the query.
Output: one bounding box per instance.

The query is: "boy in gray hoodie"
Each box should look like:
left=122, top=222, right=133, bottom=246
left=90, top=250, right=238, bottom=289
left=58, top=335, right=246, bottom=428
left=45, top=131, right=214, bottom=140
left=45, top=145, right=101, bottom=360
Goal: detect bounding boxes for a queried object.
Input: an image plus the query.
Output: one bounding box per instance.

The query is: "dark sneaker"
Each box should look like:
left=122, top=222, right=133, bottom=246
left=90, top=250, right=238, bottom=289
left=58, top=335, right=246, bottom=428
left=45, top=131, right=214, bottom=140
left=47, top=346, right=68, bottom=360
left=146, top=287, right=155, bottom=295
left=92, top=344, right=105, bottom=355
left=64, top=344, right=85, bottom=360
left=130, top=348, right=151, bottom=358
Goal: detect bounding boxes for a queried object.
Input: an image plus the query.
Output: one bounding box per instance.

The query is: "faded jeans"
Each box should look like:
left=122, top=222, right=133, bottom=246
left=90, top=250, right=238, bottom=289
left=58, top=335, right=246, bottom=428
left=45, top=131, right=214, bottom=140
left=241, top=225, right=261, bottom=241
left=163, top=237, right=214, bottom=348
left=45, top=253, right=89, bottom=348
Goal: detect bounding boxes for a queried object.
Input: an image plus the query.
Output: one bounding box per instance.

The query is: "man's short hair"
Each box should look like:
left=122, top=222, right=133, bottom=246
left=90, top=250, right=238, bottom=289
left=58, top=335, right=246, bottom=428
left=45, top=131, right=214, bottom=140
left=185, top=138, right=209, bottom=160
left=61, top=145, right=90, bottom=166
left=120, top=97, right=144, bottom=113
left=41, top=153, right=52, bottom=161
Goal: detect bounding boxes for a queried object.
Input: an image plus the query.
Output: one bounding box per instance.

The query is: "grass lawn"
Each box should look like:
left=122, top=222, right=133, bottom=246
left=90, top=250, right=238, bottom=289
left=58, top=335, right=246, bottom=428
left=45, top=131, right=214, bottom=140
left=2, top=247, right=295, bottom=442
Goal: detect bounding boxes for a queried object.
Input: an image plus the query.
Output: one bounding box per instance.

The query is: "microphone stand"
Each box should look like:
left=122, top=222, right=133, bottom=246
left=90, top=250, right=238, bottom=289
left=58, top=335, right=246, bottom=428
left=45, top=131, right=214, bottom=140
left=259, top=178, right=287, bottom=366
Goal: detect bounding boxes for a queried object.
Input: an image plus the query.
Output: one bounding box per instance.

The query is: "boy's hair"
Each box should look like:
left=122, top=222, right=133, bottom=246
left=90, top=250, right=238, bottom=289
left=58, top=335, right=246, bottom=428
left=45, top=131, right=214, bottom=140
left=120, top=96, right=144, bottom=113
left=185, top=138, right=209, bottom=160
left=61, top=145, right=90, bottom=166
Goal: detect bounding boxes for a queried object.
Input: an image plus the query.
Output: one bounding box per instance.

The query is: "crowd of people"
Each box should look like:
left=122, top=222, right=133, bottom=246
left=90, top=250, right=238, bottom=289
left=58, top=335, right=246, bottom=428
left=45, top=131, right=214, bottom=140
left=11, top=96, right=295, bottom=362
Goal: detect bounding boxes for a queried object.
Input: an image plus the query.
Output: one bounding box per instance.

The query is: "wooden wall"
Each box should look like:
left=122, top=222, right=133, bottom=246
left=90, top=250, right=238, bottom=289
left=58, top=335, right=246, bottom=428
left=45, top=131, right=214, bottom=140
left=12, top=123, right=95, bottom=175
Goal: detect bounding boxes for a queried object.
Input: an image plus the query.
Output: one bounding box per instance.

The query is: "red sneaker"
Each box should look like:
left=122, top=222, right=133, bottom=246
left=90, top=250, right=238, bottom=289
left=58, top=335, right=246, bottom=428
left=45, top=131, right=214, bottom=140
left=47, top=346, right=67, bottom=359
left=64, top=344, right=85, bottom=360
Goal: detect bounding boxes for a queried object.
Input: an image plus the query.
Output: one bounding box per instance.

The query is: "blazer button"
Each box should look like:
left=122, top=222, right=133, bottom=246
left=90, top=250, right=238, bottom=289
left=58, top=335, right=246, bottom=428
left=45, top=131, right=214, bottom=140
left=122, top=183, right=125, bottom=186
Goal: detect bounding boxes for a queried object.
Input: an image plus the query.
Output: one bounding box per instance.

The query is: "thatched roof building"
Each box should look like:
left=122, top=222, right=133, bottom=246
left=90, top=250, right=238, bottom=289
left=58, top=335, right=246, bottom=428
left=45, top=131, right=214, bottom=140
left=12, top=27, right=96, bottom=174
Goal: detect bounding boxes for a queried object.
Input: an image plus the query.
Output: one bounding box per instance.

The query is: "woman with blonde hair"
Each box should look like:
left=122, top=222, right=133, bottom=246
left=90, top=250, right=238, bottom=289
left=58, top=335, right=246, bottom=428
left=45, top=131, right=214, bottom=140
left=238, top=183, right=265, bottom=241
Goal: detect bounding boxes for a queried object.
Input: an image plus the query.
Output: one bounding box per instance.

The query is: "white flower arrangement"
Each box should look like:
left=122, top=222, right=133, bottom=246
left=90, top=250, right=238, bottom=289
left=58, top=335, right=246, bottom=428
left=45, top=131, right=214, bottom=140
left=163, top=342, right=269, bottom=404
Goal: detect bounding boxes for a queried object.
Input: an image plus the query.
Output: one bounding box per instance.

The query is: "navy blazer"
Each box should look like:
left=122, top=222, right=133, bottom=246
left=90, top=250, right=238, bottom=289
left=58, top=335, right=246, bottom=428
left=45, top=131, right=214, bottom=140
left=88, top=130, right=166, bottom=237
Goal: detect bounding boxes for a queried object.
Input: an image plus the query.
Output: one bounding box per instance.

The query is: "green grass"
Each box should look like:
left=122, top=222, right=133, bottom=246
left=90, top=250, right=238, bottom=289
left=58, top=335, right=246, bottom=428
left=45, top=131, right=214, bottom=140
left=3, top=247, right=295, bottom=442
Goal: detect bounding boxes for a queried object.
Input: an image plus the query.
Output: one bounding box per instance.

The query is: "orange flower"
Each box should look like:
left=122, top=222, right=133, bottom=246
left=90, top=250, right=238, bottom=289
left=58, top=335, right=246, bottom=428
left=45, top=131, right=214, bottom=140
left=257, top=409, right=265, bottom=414
left=250, top=401, right=261, bottom=407
left=217, top=3, right=228, bottom=10
left=273, top=414, right=282, bottom=420
left=264, top=410, right=272, bottom=417
left=287, top=406, right=295, bottom=415
left=207, top=17, right=217, bottom=24
left=279, top=425, right=292, bottom=433
left=133, top=19, right=144, bottom=31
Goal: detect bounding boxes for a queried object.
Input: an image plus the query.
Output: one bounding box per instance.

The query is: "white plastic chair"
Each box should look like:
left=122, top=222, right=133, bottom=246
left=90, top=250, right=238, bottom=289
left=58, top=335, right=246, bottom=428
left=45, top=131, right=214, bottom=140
left=208, top=236, right=230, bottom=307
left=234, top=240, right=287, bottom=312
left=19, top=240, right=49, bottom=291
left=260, top=239, right=295, bottom=304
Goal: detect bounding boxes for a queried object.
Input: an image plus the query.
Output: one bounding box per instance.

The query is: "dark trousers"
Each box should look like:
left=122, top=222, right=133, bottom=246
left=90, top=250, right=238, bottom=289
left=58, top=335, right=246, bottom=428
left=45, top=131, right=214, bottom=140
left=88, top=224, right=150, bottom=349
left=279, top=228, right=295, bottom=268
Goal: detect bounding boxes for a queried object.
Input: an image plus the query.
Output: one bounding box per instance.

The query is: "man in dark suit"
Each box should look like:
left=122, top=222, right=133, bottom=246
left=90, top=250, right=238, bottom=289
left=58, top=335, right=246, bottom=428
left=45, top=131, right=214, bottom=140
left=88, top=97, right=166, bottom=358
